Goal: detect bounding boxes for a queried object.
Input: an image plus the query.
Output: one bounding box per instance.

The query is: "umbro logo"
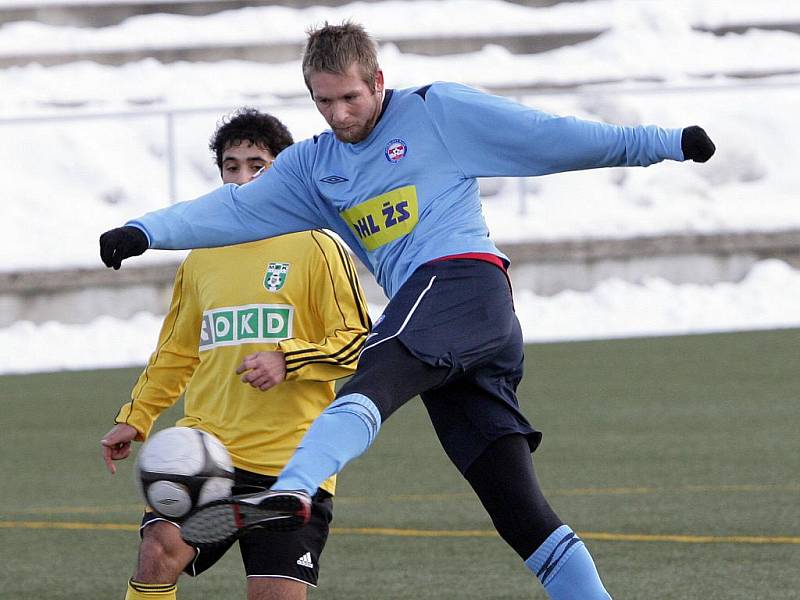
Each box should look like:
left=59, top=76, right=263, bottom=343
left=296, top=552, right=314, bottom=568
left=320, top=175, right=349, bottom=184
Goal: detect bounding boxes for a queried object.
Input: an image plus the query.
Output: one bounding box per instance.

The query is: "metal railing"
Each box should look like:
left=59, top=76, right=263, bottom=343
left=0, top=98, right=309, bottom=203
left=1, top=78, right=797, bottom=209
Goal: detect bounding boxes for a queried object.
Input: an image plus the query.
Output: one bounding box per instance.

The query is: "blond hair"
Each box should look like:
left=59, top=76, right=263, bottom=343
left=302, top=21, right=379, bottom=94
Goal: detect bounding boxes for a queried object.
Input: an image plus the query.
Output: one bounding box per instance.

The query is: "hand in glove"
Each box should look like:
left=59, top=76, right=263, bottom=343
left=681, top=126, right=715, bottom=163
left=99, top=226, right=148, bottom=270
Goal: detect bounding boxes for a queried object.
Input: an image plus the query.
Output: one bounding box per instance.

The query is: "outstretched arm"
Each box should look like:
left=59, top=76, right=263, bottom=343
left=422, top=82, right=715, bottom=177
left=99, top=146, right=324, bottom=268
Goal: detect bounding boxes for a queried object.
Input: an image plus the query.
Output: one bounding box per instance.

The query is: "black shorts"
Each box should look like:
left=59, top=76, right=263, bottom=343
left=340, top=259, right=541, bottom=474
left=140, top=469, right=333, bottom=586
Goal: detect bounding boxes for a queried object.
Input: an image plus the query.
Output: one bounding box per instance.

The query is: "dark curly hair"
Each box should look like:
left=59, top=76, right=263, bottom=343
left=209, top=107, right=294, bottom=170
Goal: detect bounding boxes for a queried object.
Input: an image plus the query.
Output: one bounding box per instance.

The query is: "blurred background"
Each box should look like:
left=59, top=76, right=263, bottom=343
left=1, top=0, right=799, bottom=372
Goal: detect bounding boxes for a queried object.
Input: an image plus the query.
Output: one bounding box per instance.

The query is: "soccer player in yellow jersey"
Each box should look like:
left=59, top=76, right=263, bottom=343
left=100, top=108, right=370, bottom=600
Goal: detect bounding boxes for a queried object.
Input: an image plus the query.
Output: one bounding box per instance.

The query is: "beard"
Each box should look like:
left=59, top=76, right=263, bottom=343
left=330, top=90, right=383, bottom=144
left=332, top=122, right=372, bottom=144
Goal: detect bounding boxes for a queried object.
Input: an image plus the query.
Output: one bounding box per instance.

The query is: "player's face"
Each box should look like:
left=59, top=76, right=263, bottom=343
left=220, top=141, right=274, bottom=185
left=309, top=63, right=385, bottom=144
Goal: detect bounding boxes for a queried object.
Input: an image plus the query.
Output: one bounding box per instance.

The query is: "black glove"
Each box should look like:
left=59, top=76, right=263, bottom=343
left=681, top=126, right=715, bottom=163
left=99, top=226, right=149, bottom=270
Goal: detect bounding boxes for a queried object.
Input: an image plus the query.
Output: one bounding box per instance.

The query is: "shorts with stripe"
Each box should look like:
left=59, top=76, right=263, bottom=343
left=339, top=259, right=541, bottom=474
left=140, top=469, right=333, bottom=585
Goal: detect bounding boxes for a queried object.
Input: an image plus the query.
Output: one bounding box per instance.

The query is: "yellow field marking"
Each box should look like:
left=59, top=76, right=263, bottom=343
left=330, top=528, right=800, bottom=545
left=336, top=492, right=474, bottom=503
left=2, top=504, right=143, bottom=516
left=333, top=527, right=496, bottom=538
left=555, top=483, right=800, bottom=497
left=337, top=482, right=800, bottom=503
left=0, top=520, right=138, bottom=532
left=2, top=482, right=798, bottom=516
left=2, top=520, right=799, bottom=545
left=580, top=532, right=800, bottom=545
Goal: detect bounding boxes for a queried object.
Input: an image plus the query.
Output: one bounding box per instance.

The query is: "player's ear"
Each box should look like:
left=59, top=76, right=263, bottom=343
left=374, top=69, right=384, bottom=94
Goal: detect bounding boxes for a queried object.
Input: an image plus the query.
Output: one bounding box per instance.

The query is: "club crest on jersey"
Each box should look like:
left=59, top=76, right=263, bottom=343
left=384, top=139, right=408, bottom=163
left=264, top=262, right=290, bottom=292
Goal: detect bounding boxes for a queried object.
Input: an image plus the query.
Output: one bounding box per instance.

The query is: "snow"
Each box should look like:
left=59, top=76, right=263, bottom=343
left=3, top=0, right=800, bottom=59
left=0, top=0, right=798, bottom=374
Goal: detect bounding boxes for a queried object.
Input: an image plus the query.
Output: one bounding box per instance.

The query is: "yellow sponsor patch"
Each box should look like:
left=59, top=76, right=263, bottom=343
left=340, top=186, right=419, bottom=250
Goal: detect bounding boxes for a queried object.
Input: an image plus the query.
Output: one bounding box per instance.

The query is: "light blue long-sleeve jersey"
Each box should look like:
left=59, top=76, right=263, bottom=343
left=130, top=82, right=684, bottom=298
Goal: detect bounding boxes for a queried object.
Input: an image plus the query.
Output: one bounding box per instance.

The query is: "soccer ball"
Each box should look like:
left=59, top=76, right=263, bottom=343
left=136, top=427, right=235, bottom=519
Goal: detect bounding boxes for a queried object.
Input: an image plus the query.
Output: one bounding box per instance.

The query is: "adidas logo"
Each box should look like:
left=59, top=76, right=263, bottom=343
left=296, top=552, right=314, bottom=568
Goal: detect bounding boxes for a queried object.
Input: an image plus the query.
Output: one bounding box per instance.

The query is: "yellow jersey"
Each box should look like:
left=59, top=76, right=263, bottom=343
left=114, top=230, right=370, bottom=494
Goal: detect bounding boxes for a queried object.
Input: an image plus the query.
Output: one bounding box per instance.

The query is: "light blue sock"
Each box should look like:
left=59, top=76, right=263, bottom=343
left=273, top=393, right=382, bottom=494
left=525, top=525, right=612, bottom=600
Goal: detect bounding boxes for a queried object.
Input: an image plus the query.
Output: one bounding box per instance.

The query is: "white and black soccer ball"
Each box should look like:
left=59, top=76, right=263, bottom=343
left=135, top=427, right=235, bottom=519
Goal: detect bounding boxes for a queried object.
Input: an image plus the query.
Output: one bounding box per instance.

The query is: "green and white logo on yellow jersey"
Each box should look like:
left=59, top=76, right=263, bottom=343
left=199, top=304, right=293, bottom=351
left=264, top=262, right=290, bottom=292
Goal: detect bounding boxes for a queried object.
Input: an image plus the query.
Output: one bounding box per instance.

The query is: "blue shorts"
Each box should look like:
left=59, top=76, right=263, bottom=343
left=341, top=259, right=541, bottom=473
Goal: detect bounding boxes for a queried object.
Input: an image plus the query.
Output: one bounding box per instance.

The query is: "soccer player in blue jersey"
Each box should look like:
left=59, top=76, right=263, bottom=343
left=100, top=22, right=715, bottom=599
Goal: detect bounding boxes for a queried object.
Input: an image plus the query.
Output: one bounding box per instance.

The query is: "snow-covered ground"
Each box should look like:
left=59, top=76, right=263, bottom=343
left=0, top=0, right=798, bottom=374
left=2, top=259, right=798, bottom=375
left=3, top=0, right=800, bottom=60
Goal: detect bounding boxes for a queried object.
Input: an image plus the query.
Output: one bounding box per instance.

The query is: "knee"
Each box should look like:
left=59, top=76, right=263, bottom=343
left=135, top=523, right=193, bottom=582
